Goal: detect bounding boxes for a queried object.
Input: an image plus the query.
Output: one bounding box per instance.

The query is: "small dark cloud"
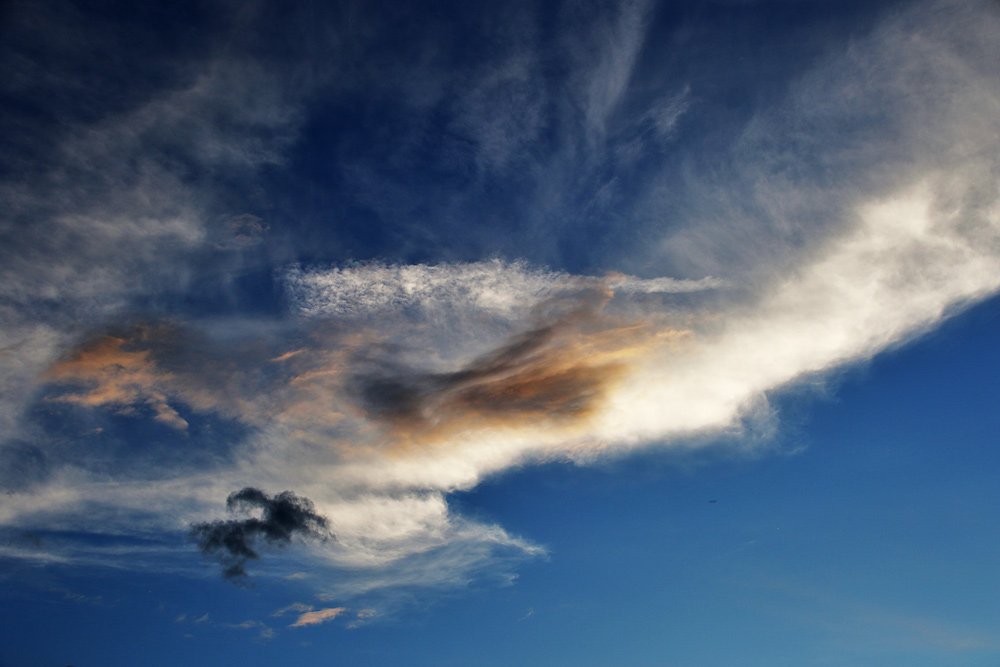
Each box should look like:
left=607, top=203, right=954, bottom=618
left=190, top=487, right=331, bottom=583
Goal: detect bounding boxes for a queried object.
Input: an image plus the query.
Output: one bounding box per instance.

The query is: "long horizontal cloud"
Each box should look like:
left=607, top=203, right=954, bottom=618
left=285, top=260, right=721, bottom=319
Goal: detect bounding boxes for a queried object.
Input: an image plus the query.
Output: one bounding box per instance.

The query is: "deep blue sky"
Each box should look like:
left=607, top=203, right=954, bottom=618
left=2, top=0, right=1000, bottom=665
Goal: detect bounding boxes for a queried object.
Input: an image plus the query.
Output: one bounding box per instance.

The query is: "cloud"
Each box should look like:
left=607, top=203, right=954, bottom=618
left=290, top=607, right=346, bottom=628
left=562, top=0, right=656, bottom=142
left=345, top=287, right=637, bottom=433
left=0, top=0, right=313, bottom=446
left=755, top=574, right=1000, bottom=657
left=217, top=619, right=276, bottom=640
left=190, top=487, right=332, bottom=581
left=656, top=0, right=1000, bottom=286
left=14, top=170, right=1000, bottom=593
left=285, top=260, right=561, bottom=319
left=318, top=0, right=690, bottom=272
left=44, top=332, right=189, bottom=430
left=285, top=260, right=720, bottom=320
left=349, top=608, right=377, bottom=628
left=273, top=603, right=375, bottom=629
left=48, top=586, right=103, bottom=606
left=272, top=602, right=315, bottom=617
left=3, top=0, right=1000, bottom=608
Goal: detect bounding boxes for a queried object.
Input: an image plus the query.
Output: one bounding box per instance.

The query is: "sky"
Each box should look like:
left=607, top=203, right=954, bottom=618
left=1, top=0, right=1000, bottom=665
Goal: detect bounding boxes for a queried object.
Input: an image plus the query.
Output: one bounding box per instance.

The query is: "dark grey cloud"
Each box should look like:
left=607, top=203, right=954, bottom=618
left=191, top=487, right=331, bottom=582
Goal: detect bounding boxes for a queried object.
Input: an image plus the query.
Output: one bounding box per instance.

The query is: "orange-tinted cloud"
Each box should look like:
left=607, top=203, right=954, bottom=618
left=348, top=293, right=691, bottom=450
left=41, top=323, right=354, bottom=432
left=290, top=607, right=346, bottom=627
left=39, top=291, right=692, bottom=459
left=44, top=329, right=188, bottom=429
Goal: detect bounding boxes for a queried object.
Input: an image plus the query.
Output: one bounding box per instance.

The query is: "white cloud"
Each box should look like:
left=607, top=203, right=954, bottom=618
left=285, top=260, right=561, bottom=319
left=286, top=260, right=721, bottom=320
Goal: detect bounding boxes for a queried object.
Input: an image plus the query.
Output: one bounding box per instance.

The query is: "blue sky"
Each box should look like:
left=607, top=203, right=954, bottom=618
left=2, top=0, right=1000, bottom=665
